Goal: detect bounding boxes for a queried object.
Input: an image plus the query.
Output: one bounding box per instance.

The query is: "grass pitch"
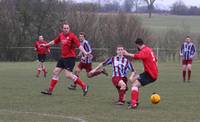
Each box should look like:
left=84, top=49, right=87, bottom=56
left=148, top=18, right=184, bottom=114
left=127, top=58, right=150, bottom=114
left=0, top=61, right=200, bottom=122
left=140, top=14, right=200, bottom=34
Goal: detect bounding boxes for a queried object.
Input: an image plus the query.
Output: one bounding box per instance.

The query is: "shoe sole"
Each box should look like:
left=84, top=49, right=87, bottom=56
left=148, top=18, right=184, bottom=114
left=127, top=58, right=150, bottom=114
left=41, top=91, right=52, bottom=95
left=68, top=87, right=76, bottom=90
left=83, top=86, right=89, bottom=96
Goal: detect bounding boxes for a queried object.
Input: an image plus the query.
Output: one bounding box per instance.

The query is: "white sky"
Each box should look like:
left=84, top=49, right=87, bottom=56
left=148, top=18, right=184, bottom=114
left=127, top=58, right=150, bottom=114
left=155, top=0, right=200, bottom=7
left=76, top=0, right=200, bottom=7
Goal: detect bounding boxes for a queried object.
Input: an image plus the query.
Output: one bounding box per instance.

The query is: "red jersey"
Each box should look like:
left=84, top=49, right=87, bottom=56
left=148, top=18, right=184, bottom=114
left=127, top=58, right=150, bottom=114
left=35, top=41, right=50, bottom=54
left=133, top=45, right=158, bottom=80
left=54, top=32, right=80, bottom=58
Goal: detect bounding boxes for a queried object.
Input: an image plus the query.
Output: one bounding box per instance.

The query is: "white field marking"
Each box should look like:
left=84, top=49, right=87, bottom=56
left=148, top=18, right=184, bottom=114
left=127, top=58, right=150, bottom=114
left=0, top=109, right=86, bottom=122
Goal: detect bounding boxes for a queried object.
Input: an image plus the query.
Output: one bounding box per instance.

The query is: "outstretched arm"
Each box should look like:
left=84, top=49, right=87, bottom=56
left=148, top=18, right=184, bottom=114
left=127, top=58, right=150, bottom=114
left=123, top=50, right=134, bottom=57
left=40, top=40, right=55, bottom=47
left=79, top=45, right=89, bottom=56
left=90, top=62, right=104, bottom=74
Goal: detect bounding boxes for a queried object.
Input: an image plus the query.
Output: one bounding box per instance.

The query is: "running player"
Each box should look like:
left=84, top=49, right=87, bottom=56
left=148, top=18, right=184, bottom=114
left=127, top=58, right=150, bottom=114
left=68, top=32, right=108, bottom=90
left=34, top=35, right=50, bottom=77
left=40, top=24, right=89, bottom=96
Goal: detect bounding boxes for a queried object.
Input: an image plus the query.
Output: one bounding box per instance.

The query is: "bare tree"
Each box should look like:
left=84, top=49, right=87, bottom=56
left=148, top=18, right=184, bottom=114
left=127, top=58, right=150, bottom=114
left=123, top=0, right=134, bottom=12
left=144, top=0, right=156, bottom=18
left=132, top=0, right=142, bottom=13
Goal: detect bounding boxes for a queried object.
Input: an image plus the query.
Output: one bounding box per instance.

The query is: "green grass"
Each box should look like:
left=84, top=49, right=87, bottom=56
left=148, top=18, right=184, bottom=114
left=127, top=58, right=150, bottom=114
left=0, top=61, right=200, bottom=122
left=139, top=14, right=200, bottom=34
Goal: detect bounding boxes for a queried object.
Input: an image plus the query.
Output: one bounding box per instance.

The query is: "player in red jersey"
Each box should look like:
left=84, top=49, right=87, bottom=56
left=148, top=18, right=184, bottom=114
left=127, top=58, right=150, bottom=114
left=123, top=38, right=158, bottom=109
left=34, top=35, right=50, bottom=77
left=68, top=32, right=108, bottom=90
left=40, top=24, right=90, bottom=96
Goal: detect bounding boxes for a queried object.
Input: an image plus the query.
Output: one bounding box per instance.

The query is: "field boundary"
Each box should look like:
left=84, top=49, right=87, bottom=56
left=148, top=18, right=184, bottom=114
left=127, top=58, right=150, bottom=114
left=0, top=109, right=86, bottom=122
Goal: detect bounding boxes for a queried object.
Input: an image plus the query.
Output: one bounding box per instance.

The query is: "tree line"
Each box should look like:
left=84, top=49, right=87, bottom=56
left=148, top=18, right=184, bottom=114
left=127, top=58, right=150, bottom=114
left=170, top=1, right=200, bottom=16
left=0, top=0, right=199, bottom=61
left=0, top=0, right=148, bottom=61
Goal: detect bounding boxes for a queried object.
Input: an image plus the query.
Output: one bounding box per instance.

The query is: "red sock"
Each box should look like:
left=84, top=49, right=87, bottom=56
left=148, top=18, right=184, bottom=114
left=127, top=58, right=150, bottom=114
left=188, top=70, right=191, bottom=81
left=37, top=70, right=40, bottom=76
left=183, top=71, right=186, bottom=81
left=49, top=79, right=58, bottom=92
left=43, top=68, right=47, bottom=77
left=119, top=90, right=125, bottom=102
left=131, top=87, right=139, bottom=107
left=75, top=78, right=86, bottom=90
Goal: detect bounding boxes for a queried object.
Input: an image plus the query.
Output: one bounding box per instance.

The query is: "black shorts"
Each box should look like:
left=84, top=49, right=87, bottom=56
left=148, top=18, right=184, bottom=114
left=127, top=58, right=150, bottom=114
left=56, top=57, right=76, bottom=71
left=38, top=54, right=46, bottom=62
left=138, top=72, right=156, bottom=86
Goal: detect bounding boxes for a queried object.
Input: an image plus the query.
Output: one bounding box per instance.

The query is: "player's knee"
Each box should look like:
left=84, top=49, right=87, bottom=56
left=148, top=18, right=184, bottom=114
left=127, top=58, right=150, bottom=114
left=52, top=70, right=59, bottom=76
left=187, top=65, right=192, bottom=70
left=119, top=81, right=126, bottom=90
left=129, top=77, right=136, bottom=82
left=132, top=80, right=141, bottom=88
left=182, top=66, right=187, bottom=70
left=64, top=73, right=71, bottom=79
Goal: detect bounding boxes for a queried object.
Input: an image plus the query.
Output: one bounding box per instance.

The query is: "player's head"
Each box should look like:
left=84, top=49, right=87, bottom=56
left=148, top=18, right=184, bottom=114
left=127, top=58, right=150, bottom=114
left=39, top=35, right=44, bottom=41
left=63, top=23, right=70, bottom=34
left=116, top=45, right=124, bottom=56
left=79, top=32, right=86, bottom=41
left=135, top=38, right=144, bottom=50
left=185, top=36, right=191, bottom=43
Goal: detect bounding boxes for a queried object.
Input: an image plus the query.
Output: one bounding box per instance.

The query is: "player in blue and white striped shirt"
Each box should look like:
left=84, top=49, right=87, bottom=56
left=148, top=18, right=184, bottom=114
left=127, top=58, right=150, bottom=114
left=180, top=36, right=196, bottom=82
left=68, top=32, right=108, bottom=90
left=90, top=45, right=136, bottom=105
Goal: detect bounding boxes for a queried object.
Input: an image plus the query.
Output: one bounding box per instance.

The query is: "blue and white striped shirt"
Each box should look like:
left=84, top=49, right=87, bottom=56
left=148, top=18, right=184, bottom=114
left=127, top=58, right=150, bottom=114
left=103, top=56, right=134, bottom=77
left=80, top=40, right=93, bottom=64
left=180, top=42, right=196, bottom=60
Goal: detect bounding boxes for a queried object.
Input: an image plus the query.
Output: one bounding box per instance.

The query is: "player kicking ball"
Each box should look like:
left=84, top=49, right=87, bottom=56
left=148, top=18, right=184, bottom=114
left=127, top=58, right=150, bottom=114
left=90, top=45, right=136, bottom=105
left=123, top=38, right=158, bottom=109
left=68, top=32, right=108, bottom=90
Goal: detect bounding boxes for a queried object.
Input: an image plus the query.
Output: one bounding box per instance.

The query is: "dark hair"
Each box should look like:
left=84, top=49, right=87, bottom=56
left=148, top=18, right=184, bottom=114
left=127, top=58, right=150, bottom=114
left=135, top=38, right=144, bottom=45
left=79, top=32, right=86, bottom=38
left=186, top=35, right=190, bottom=38
left=63, top=22, right=69, bottom=26
left=115, top=44, right=124, bottom=50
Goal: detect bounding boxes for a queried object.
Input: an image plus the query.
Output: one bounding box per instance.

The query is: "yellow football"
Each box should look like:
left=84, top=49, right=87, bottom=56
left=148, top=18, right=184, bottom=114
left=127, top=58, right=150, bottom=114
left=150, top=93, right=160, bottom=104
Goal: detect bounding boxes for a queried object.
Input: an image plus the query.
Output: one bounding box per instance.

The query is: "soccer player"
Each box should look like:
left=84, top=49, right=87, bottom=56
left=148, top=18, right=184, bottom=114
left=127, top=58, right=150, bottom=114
left=123, top=38, right=158, bottom=109
left=40, top=24, right=89, bottom=96
left=180, top=36, right=196, bottom=82
left=90, top=45, right=135, bottom=105
left=68, top=32, right=108, bottom=90
left=34, top=35, right=50, bottom=77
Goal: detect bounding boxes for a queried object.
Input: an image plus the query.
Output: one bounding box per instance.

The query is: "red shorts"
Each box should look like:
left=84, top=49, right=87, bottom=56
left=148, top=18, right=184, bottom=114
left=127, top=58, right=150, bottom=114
left=78, top=62, right=92, bottom=73
left=112, top=76, right=128, bottom=87
left=182, top=60, right=192, bottom=65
